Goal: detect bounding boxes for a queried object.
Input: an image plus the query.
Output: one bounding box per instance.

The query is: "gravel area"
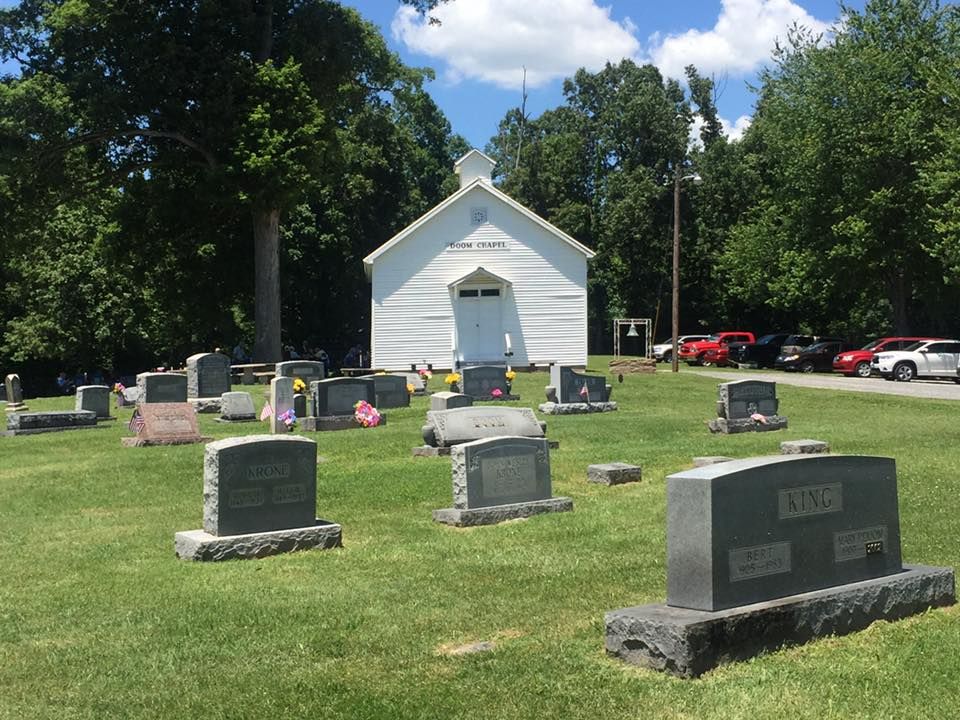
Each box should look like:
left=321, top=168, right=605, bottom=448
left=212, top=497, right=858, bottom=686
left=688, top=368, right=960, bottom=401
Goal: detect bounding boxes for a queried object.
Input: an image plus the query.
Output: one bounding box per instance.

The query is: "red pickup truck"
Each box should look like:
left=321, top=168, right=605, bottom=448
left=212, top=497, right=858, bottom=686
left=679, top=332, right=756, bottom=366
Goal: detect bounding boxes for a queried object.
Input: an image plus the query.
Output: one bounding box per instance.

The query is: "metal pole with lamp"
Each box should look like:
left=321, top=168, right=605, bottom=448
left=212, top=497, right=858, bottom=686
left=671, top=169, right=702, bottom=373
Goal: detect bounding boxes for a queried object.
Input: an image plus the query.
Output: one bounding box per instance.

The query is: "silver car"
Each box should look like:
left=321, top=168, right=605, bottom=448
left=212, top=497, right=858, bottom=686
left=652, top=335, right=709, bottom=363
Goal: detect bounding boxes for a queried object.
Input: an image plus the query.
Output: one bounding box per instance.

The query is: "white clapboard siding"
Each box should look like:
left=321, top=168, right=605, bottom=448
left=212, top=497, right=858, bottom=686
left=367, top=176, right=592, bottom=371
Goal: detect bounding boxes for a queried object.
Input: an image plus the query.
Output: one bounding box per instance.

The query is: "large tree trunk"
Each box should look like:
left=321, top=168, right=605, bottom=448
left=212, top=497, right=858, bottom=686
left=889, top=267, right=910, bottom=335
left=253, top=206, right=282, bottom=362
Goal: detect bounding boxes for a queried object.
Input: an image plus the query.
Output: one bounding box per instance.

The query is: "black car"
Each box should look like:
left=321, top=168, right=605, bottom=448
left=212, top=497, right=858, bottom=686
left=775, top=340, right=854, bottom=372
left=730, top=333, right=816, bottom=368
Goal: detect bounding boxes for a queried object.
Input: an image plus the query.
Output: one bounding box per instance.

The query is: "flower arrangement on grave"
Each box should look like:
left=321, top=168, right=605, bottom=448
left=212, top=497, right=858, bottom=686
left=354, top=400, right=381, bottom=428
left=444, top=372, right=461, bottom=393
left=504, top=369, right=516, bottom=391
left=112, top=382, right=126, bottom=407
left=278, top=409, right=297, bottom=428
left=406, top=383, right=415, bottom=394
left=292, top=377, right=307, bottom=394
left=491, top=388, right=503, bottom=398
left=418, top=369, right=432, bottom=387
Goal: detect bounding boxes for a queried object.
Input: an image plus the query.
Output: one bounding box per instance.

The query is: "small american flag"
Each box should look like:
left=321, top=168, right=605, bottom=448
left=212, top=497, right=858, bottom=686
left=128, top=409, right=145, bottom=434
left=260, top=401, right=273, bottom=421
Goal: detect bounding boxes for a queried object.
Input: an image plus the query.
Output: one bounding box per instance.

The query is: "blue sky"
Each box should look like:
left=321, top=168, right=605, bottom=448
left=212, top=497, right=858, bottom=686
left=1, top=0, right=865, bottom=148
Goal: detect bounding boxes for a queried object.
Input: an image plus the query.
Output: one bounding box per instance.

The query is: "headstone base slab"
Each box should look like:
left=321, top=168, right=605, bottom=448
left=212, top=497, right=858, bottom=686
left=301, top=414, right=387, bottom=432
left=433, top=496, right=573, bottom=527
left=538, top=401, right=618, bottom=415
left=5, top=403, right=29, bottom=413
left=414, top=440, right=559, bottom=457
left=7, top=410, right=97, bottom=431
left=707, top=415, right=788, bottom=434
left=188, top=397, right=222, bottom=414
left=605, top=564, right=955, bottom=679
left=122, top=435, right=211, bottom=447
left=2, top=424, right=102, bottom=437
left=174, top=520, right=342, bottom=561
left=471, top=394, right=520, bottom=402
left=215, top=416, right=258, bottom=423
left=692, top=456, right=734, bottom=467
left=781, top=439, right=830, bottom=454
left=587, top=462, right=641, bottom=485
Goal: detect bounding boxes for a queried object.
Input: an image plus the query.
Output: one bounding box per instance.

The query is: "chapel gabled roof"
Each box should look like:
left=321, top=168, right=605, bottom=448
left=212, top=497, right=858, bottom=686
left=362, top=178, right=595, bottom=277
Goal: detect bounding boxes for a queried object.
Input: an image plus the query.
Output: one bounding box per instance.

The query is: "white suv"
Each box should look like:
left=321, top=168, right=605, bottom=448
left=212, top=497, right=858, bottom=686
left=652, top=335, right=709, bottom=362
left=872, top=339, right=960, bottom=382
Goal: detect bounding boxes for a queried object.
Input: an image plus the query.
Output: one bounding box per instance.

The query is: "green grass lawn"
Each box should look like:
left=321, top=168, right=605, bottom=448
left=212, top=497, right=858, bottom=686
left=2, top=359, right=958, bottom=719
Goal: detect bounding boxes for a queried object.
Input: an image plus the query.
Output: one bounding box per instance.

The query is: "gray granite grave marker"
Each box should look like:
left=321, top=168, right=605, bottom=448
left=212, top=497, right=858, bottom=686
left=362, top=374, right=410, bottom=409
left=430, top=391, right=473, bottom=412
left=540, top=365, right=616, bottom=414
left=5, top=410, right=97, bottom=435
left=433, top=436, right=572, bottom=526
left=75, top=385, right=111, bottom=419
left=708, top=380, right=787, bottom=433
left=460, top=365, right=517, bottom=400
left=4, top=373, right=27, bottom=412
left=174, top=435, right=341, bottom=561
left=219, top=391, right=256, bottom=422
left=276, top=360, right=326, bottom=385
left=404, top=372, right=426, bottom=395
left=136, top=372, right=187, bottom=404
left=270, top=376, right=294, bottom=434
left=604, top=454, right=956, bottom=677
left=302, top=377, right=381, bottom=432
left=186, top=352, right=232, bottom=399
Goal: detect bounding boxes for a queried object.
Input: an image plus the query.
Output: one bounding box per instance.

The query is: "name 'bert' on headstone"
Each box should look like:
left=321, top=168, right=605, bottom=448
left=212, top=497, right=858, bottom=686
left=604, top=455, right=955, bottom=677
left=174, top=435, right=341, bottom=561
left=433, top=436, right=572, bottom=527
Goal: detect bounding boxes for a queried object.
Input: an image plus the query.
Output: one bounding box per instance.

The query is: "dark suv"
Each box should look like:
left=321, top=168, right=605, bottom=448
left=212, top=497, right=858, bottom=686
left=776, top=339, right=853, bottom=372
left=730, top=333, right=816, bottom=369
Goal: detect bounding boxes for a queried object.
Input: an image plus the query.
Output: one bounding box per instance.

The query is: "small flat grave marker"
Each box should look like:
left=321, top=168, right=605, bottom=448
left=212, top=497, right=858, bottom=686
left=430, top=391, right=473, bottom=412
left=121, top=403, right=208, bottom=447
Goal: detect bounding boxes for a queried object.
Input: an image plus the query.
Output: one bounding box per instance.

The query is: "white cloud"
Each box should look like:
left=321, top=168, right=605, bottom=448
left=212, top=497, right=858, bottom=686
left=648, top=0, right=829, bottom=82
left=391, top=0, right=640, bottom=90
left=723, top=114, right=752, bottom=141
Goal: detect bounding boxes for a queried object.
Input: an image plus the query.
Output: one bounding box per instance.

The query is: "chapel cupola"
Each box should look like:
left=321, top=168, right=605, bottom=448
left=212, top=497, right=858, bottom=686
left=454, top=149, right=496, bottom=189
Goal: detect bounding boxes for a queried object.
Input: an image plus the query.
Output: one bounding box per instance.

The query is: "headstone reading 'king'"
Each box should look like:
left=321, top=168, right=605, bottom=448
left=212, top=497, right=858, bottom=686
left=414, top=405, right=554, bottom=457
left=604, top=455, right=955, bottom=678
left=136, top=372, right=188, bottom=405
left=270, top=376, right=295, bottom=434
left=75, top=385, right=112, bottom=419
left=186, top=352, right=232, bottom=400
left=219, top=391, right=256, bottom=422
left=5, top=373, right=28, bottom=413
left=540, top=365, right=616, bottom=415
left=303, top=377, right=383, bottom=432
left=361, top=374, right=410, bottom=409
left=122, top=403, right=208, bottom=447
left=460, top=365, right=518, bottom=401
left=275, top=360, right=326, bottom=385
left=174, top=435, right=341, bottom=561
left=433, top=436, right=572, bottom=526
left=707, top=379, right=787, bottom=433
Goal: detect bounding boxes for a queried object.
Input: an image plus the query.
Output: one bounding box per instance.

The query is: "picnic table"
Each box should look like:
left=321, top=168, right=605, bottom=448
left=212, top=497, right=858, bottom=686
left=340, top=367, right=383, bottom=377
left=231, top=362, right=276, bottom=385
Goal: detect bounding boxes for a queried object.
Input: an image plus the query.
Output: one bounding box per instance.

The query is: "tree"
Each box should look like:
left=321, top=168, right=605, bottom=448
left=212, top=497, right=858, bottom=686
left=0, top=0, right=454, bottom=362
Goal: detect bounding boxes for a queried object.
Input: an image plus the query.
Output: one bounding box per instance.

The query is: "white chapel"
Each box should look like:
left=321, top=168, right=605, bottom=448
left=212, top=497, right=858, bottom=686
left=363, top=149, right=595, bottom=371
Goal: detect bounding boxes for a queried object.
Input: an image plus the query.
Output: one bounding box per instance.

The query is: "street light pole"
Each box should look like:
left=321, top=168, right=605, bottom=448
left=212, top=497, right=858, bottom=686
left=671, top=169, right=701, bottom=374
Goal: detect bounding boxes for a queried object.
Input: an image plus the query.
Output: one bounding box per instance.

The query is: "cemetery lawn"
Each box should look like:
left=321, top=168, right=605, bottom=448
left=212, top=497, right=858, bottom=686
left=3, top=360, right=959, bottom=720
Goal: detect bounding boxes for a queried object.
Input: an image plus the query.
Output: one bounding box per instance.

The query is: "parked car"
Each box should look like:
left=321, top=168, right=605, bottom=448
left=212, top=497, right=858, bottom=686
left=774, top=339, right=849, bottom=372
left=729, top=333, right=816, bottom=369
left=652, top=335, right=709, bottom=363
left=871, top=339, right=960, bottom=382
left=678, top=332, right=755, bottom=366
left=833, top=336, right=945, bottom=378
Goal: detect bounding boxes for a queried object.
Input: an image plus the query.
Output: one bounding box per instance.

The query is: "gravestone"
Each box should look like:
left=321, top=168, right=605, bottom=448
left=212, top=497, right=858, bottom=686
left=361, top=374, right=410, bottom=409
left=75, top=385, right=112, bottom=419
left=604, top=455, right=955, bottom=677
left=460, top=365, right=518, bottom=400
left=0, top=382, right=5, bottom=402
left=186, top=352, right=231, bottom=400
left=415, top=405, right=554, bottom=457
left=430, top=391, right=473, bottom=412
left=433, top=436, right=572, bottom=526
left=121, top=403, right=208, bottom=446
left=174, top=435, right=341, bottom=561
left=270, top=376, right=295, bottom=434
left=587, top=462, right=641, bottom=486
left=219, top=391, right=256, bottom=422
left=294, top=393, right=308, bottom=420
left=275, top=360, right=326, bottom=385
left=136, top=372, right=187, bottom=404
left=540, top=365, right=617, bottom=414
left=781, top=439, right=830, bottom=455
left=119, top=386, right=140, bottom=407
left=404, top=372, right=427, bottom=396
left=5, top=374, right=27, bottom=413
left=707, top=380, right=787, bottom=433
left=303, top=377, right=383, bottom=432
left=5, top=410, right=97, bottom=436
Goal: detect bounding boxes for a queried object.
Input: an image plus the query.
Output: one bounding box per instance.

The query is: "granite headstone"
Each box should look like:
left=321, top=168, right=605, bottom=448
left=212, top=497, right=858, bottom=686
left=122, top=403, right=206, bottom=446
left=548, top=365, right=611, bottom=403
left=276, top=360, right=326, bottom=385
left=136, top=372, right=188, bottom=404
left=186, top=352, right=232, bottom=399
left=362, top=374, right=410, bottom=409
left=270, top=376, right=295, bottom=434
left=430, top=391, right=473, bottom=412
left=4, top=373, right=27, bottom=412
left=219, top=391, right=256, bottom=422
left=708, top=380, right=787, bottom=433
left=75, top=385, right=111, bottom=419
left=311, top=377, right=376, bottom=417
left=460, top=365, right=515, bottom=399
